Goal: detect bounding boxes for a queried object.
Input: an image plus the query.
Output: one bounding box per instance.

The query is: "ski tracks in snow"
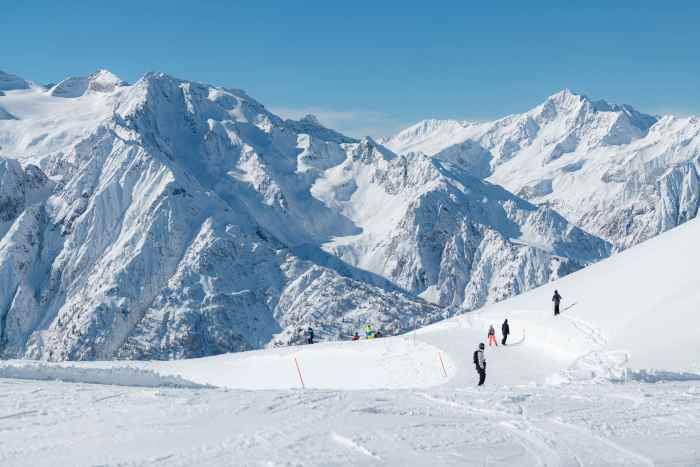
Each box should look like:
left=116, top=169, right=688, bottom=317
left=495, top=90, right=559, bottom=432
left=561, top=314, right=607, bottom=347
left=416, top=391, right=654, bottom=466
left=330, top=432, right=382, bottom=460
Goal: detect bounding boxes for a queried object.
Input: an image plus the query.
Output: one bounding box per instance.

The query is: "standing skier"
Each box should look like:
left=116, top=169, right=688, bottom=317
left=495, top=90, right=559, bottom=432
left=473, top=343, right=486, bottom=386
left=306, top=327, right=315, bottom=344
left=487, top=325, right=498, bottom=346
left=501, top=319, right=510, bottom=345
left=552, top=290, right=562, bottom=316
left=365, top=324, right=374, bottom=340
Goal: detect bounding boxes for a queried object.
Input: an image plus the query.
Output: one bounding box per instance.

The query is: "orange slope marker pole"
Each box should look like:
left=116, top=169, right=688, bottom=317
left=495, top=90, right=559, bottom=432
left=438, top=352, right=448, bottom=378
left=294, top=357, right=306, bottom=389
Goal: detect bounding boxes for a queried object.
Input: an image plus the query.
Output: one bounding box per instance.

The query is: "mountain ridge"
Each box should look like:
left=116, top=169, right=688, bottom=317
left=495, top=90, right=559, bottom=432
left=385, top=89, right=699, bottom=249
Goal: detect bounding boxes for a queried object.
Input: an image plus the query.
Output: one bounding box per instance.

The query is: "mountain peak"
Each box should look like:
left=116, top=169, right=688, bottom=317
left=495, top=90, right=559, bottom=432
left=49, top=69, right=127, bottom=98
left=0, top=70, right=31, bottom=91
left=543, top=88, right=587, bottom=109
left=88, top=69, right=126, bottom=89
left=549, top=88, right=580, bottom=99
left=300, top=114, right=323, bottom=127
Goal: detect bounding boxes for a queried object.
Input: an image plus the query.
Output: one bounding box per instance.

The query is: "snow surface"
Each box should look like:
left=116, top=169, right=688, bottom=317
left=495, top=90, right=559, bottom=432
left=2, top=378, right=699, bottom=466
left=2, top=216, right=700, bottom=465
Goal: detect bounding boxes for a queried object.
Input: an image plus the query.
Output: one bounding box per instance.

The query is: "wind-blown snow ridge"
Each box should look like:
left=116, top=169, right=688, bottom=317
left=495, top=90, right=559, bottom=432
left=0, top=360, right=209, bottom=388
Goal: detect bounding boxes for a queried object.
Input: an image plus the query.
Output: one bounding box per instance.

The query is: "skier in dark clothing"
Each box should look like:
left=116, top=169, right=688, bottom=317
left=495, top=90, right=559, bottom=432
left=306, top=327, right=315, bottom=344
left=552, top=290, right=562, bottom=316
left=474, top=343, right=486, bottom=386
left=501, top=319, right=510, bottom=345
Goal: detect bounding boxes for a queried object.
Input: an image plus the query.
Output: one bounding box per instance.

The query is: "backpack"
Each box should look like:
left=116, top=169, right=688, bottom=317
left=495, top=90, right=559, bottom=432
left=473, top=350, right=479, bottom=365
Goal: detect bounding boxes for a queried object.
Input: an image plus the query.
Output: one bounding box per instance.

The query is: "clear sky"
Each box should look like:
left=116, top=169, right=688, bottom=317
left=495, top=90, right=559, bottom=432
left=2, top=1, right=698, bottom=137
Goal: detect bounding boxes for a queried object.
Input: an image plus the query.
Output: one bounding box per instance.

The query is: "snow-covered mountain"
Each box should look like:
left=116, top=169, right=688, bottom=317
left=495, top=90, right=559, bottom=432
left=0, top=71, right=608, bottom=360
left=314, top=141, right=609, bottom=309
left=385, top=89, right=700, bottom=249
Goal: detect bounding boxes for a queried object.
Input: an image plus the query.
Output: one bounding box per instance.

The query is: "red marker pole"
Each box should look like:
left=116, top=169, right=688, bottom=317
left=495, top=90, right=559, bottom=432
left=438, top=352, right=448, bottom=378
left=294, top=357, right=305, bottom=389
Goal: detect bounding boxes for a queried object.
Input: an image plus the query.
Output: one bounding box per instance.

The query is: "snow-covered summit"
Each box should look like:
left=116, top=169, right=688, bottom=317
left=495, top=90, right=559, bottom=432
left=49, top=69, right=127, bottom=97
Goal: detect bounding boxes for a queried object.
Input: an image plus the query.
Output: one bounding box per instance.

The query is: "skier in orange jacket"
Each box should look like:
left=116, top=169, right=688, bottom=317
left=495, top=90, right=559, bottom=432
left=487, top=324, right=498, bottom=346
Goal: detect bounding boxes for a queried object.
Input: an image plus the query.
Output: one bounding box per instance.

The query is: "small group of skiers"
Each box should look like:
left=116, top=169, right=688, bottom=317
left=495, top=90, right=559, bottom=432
left=351, top=323, right=384, bottom=341
left=475, top=318, right=510, bottom=385
left=303, top=323, right=390, bottom=345
left=475, top=289, right=565, bottom=385
left=487, top=319, right=510, bottom=346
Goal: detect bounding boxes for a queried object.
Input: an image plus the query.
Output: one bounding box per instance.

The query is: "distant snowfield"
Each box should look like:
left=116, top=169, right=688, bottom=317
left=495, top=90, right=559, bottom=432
left=3, top=216, right=700, bottom=465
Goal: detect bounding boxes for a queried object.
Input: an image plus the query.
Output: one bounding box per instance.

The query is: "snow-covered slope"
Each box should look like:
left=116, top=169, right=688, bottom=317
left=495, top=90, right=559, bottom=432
left=4, top=214, right=699, bottom=390
left=0, top=71, right=616, bottom=360
left=385, top=90, right=700, bottom=249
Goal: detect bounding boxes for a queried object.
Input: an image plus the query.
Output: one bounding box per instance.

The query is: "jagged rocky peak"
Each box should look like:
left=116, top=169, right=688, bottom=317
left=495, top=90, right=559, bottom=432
left=543, top=88, right=585, bottom=108
left=0, top=158, right=50, bottom=224
left=300, top=113, right=323, bottom=126
left=348, top=136, right=395, bottom=162
left=49, top=69, right=127, bottom=97
left=538, top=88, right=658, bottom=132
left=285, top=112, right=357, bottom=144
left=0, top=70, right=31, bottom=91
left=87, top=69, right=127, bottom=92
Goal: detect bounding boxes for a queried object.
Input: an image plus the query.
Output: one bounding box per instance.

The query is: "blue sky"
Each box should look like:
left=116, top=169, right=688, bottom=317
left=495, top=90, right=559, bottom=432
left=2, top=1, right=698, bottom=137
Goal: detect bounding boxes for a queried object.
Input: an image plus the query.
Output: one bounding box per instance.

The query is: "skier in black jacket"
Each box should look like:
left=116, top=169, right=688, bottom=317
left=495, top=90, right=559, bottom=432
left=474, top=343, right=486, bottom=386
left=501, top=319, right=510, bottom=345
left=552, top=290, right=562, bottom=316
